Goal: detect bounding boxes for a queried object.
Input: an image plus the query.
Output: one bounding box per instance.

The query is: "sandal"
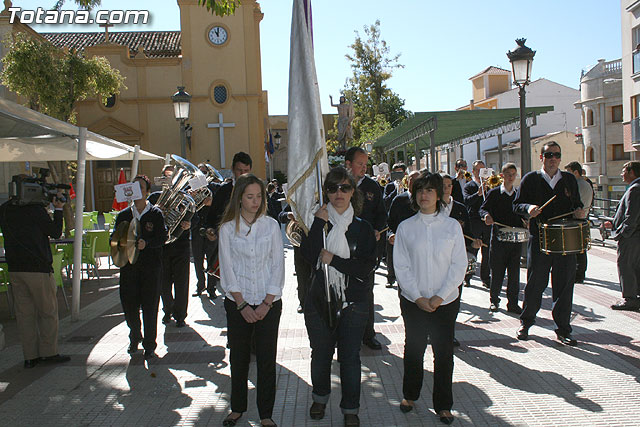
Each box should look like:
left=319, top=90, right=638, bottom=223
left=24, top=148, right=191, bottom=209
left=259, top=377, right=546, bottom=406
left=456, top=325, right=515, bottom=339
left=400, top=399, right=414, bottom=413
left=437, top=410, right=455, bottom=425
left=222, top=412, right=243, bottom=426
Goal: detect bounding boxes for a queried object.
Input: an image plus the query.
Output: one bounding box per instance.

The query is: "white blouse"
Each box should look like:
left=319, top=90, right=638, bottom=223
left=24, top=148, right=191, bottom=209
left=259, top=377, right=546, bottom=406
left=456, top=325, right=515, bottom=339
left=218, top=215, right=285, bottom=305
left=393, top=211, right=467, bottom=306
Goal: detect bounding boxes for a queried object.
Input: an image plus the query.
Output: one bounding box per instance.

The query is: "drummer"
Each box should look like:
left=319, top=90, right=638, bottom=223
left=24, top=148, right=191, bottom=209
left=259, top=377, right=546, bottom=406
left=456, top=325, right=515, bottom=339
left=513, top=142, right=586, bottom=346
left=479, top=163, right=523, bottom=314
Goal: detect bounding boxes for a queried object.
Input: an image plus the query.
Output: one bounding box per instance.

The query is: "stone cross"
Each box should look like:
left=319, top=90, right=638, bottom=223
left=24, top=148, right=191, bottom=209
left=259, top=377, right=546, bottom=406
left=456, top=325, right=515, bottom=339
left=207, top=113, right=235, bottom=169
left=99, top=22, right=114, bottom=43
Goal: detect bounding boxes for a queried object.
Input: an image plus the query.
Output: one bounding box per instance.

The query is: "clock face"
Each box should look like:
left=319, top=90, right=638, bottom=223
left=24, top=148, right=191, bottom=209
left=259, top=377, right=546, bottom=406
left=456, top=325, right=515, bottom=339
left=208, top=26, right=228, bottom=46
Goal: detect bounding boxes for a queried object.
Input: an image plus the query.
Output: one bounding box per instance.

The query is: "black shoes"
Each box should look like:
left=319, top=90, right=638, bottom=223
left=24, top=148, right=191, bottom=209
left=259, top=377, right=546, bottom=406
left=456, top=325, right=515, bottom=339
left=209, top=292, right=218, bottom=300
left=222, top=412, right=243, bottom=426
left=555, top=330, right=577, bottom=346
left=40, top=354, right=71, bottom=364
left=507, top=305, right=523, bottom=315
left=482, top=281, right=491, bottom=289
left=162, top=314, right=172, bottom=325
left=143, top=350, right=155, bottom=360
left=611, top=299, right=640, bottom=311
left=128, top=339, right=142, bottom=354
left=24, top=358, right=39, bottom=369
left=363, top=337, right=382, bottom=350
left=399, top=399, right=414, bottom=413
left=344, top=414, right=360, bottom=426
left=309, top=402, right=326, bottom=420
left=192, top=290, right=203, bottom=297
left=489, top=303, right=499, bottom=312
left=438, top=410, right=455, bottom=425
left=516, top=324, right=530, bottom=340
left=386, top=282, right=395, bottom=288
left=176, top=320, right=186, bottom=328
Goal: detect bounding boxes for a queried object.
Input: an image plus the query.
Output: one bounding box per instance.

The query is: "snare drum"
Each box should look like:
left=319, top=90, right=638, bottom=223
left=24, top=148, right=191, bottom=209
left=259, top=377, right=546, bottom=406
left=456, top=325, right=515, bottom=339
left=496, top=226, right=529, bottom=243
left=538, top=219, right=590, bottom=255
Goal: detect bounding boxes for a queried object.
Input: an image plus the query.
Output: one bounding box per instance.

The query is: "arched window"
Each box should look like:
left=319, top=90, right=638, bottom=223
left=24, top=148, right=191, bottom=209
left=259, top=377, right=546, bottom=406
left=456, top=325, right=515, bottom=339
left=586, top=108, right=594, bottom=126
left=586, top=146, right=594, bottom=163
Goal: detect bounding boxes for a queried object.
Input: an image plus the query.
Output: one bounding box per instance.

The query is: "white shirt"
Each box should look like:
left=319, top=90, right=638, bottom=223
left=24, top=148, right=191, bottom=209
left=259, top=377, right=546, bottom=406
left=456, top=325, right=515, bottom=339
left=132, top=201, right=151, bottom=221
left=577, top=178, right=593, bottom=210
left=541, top=167, right=561, bottom=189
left=393, top=212, right=467, bottom=305
left=218, top=215, right=285, bottom=305
left=500, top=184, right=515, bottom=196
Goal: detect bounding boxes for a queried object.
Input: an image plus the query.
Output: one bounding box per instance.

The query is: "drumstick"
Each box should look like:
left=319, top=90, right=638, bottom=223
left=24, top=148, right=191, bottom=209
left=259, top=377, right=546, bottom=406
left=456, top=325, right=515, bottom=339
left=548, top=211, right=575, bottom=222
left=538, top=195, right=557, bottom=211
left=464, top=234, right=488, bottom=247
left=492, top=221, right=511, bottom=228
left=378, top=226, right=389, bottom=234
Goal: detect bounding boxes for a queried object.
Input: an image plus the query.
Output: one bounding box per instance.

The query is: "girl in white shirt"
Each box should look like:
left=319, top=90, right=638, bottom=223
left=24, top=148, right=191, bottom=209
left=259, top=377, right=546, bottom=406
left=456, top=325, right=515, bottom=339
left=218, top=174, right=284, bottom=427
left=393, top=172, right=467, bottom=425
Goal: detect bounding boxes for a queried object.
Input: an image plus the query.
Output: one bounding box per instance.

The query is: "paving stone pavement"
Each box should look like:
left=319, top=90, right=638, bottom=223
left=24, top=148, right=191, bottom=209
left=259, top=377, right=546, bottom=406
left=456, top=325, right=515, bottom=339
left=0, top=236, right=639, bottom=426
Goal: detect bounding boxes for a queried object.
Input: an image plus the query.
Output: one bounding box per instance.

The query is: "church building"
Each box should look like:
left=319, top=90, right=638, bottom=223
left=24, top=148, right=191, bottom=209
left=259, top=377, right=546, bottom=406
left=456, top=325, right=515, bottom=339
left=0, top=0, right=268, bottom=212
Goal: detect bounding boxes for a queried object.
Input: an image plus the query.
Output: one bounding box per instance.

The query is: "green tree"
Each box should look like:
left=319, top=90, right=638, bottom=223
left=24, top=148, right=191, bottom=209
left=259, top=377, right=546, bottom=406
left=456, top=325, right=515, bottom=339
left=1, top=32, right=126, bottom=231
left=198, top=0, right=241, bottom=16
left=342, top=20, right=408, bottom=145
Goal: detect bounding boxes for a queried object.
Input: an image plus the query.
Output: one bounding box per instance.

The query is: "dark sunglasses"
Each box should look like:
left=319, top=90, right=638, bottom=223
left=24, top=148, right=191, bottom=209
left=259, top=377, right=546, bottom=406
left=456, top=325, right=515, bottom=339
left=542, top=152, right=562, bottom=159
left=326, top=183, right=354, bottom=194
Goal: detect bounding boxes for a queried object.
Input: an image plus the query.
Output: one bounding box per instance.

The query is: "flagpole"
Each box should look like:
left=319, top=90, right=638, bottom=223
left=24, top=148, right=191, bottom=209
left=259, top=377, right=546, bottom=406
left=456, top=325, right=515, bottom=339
left=315, top=161, right=333, bottom=329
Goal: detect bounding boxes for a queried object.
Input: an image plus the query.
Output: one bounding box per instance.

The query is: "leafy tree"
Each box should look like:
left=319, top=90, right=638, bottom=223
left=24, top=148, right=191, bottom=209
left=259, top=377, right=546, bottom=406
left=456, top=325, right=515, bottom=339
left=1, top=32, right=125, bottom=231
left=342, top=20, right=408, bottom=145
left=53, top=0, right=101, bottom=10
left=198, top=0, right=241, bottom=16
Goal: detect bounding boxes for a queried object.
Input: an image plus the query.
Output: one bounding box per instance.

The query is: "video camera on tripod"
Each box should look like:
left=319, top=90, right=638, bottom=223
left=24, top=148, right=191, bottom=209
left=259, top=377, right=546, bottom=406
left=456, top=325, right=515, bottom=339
left=8, top=168, right=71, bottom=206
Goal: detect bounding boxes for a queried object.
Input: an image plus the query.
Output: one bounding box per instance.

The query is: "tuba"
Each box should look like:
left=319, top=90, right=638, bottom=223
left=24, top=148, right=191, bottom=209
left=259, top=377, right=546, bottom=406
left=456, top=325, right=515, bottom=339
left=285, top=220, right=305, bottom=247
left=190, top=164, right=224, bottom=212
left=154, top=155, right=202, bottom=243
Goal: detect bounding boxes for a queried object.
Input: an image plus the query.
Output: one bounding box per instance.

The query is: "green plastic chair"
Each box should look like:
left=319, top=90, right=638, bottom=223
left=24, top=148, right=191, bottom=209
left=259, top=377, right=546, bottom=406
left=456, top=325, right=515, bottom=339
left=52, top=249, right=69, bottom=310
left=81, top=233, right=101, bottom=284
left=0, top=265, right=13, bottom=318
left=102, top=212, right=116, bottom=231
left=82, top=214, right=96, bottom=230
left=87, top=230, right=110, bottom=267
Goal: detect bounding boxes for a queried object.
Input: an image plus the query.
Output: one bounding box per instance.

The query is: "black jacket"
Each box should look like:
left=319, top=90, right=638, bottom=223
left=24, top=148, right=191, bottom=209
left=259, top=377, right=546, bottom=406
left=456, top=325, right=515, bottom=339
left=463, top=180, right=484, bottom=220
left=301, top=216, right=376, bottom=303
left=513, top=170, right=582, bottom=237
left=480, top=186, right=523, bottom=240
left=448, top=199, right=475, bottom=252
left=387, top=192, right=415, bottom=233
left=452, top=179, right=465, bottom=204
left=0, top=202, right=63, bottom=273
left=358, top=175, right=387, bottom=231
left=206, top=181, right=233, bottom=230
left=111, top=205, right=167, bottom=268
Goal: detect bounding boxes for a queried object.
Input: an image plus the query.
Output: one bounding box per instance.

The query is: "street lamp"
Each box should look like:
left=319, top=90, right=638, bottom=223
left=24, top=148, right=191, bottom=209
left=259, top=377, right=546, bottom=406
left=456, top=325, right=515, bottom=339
left=507, top=38, right=535, bottom=175
left=171, top=86, right=192, bottom=158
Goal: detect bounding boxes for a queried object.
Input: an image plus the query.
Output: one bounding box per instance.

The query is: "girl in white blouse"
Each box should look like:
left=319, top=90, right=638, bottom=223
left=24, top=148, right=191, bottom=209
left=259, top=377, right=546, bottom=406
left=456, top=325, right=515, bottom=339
left=393, top=172, right=467, bottom=425
left=218, top=174, right=284, bottom=427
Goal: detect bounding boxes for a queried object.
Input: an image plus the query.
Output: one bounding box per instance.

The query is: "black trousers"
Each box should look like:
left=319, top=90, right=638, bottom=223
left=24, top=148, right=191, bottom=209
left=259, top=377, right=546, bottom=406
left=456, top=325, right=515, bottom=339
left=161, top=245, right=190, bottom=322
left=119, top=262, right=161, bottom=351
left=489, top=239, right=522, bottom=308
left=575, top=252, right=587, bottom=283
left=521, top=237, right=576, bottom=336
left=224, top=298, right=282, bottom=419
left=400, top=296, right=457, bottom=413
left=470, top=219, right=491, bottom=284
left=386, top=240, right=396, bottom=284
left=363, top=272, right=376, bottom=341
left=191, top=233, right=216, bottom=294
left=293, top=246, right=312, bottom=309
left=617, top=236, right=640, bottom=299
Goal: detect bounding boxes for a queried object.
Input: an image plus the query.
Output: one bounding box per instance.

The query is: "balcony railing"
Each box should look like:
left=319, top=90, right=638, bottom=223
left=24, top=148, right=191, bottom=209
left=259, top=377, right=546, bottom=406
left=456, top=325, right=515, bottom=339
left=634, top=50, right=640, bottom=74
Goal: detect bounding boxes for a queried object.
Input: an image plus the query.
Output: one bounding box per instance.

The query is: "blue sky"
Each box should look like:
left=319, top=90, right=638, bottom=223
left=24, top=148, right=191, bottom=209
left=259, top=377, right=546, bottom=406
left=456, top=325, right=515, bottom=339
left=18, top=0, right=621, bottom=116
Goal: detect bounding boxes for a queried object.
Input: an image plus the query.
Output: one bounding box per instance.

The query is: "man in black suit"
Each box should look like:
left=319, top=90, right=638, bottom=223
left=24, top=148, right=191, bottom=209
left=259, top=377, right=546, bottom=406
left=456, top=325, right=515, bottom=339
left=464, top=160, right=491, bottom=288
left=386, top=170, right=419, bottom=288
left=513, top=141, right=585, bottom=346
left=204, top=152, right=252, bottom=295
left=451, top=158, right=468, bottom=204
left=611, top=161, right=640, bottom=311
left=345, top=146, right=387, bottom=350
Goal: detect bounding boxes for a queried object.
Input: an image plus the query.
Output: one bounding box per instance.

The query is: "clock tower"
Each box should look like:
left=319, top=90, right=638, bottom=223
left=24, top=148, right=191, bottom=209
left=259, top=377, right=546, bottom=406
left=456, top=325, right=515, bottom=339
left=178, top=0, right=266, bottom=174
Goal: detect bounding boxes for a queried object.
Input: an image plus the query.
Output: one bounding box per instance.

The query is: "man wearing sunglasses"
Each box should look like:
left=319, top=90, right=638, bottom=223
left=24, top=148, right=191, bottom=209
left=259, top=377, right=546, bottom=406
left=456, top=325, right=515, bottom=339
left=345, top=146, right=387, bottom=351
left=513, top=141, right=585, bottom=346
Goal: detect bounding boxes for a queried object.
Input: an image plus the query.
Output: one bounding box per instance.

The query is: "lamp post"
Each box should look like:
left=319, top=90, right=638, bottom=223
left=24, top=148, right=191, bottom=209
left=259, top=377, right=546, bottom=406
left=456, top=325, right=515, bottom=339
left=171, top=86, right=192, bottom=158
left=274, top=132, right=281, bottom=149
left=507, top=38, right=535, bottom=175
